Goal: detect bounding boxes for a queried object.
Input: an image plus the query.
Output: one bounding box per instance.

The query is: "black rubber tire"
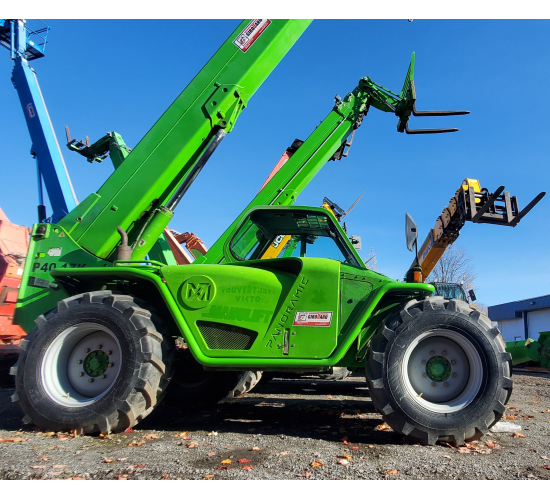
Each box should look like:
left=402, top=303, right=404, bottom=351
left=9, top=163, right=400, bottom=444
left=322, top=367, right=351, bottom=381
left=12, top=291, right=175, bottom=434
left=228, top=371, right=263, bottom=397
left=365, top=296, right=513, bottom=446
left=167, top=348, right=241, bottom=404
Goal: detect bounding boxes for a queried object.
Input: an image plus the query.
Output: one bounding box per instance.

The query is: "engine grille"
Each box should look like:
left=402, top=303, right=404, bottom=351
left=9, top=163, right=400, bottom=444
left=196, top=321, right=257, bottom=350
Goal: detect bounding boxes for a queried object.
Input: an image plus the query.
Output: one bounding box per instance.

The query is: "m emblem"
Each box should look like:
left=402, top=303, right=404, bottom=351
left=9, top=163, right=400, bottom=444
left=180, top=276, right=216, bottom=310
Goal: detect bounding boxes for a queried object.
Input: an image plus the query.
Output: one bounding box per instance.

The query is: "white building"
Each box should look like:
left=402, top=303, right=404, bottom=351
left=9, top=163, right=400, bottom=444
left=488, top=294, right=550, bottom=343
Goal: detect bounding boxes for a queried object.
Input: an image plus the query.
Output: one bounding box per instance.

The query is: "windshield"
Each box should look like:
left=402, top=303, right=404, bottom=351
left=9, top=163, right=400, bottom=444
left=229, top=210, right=361, bottom=267
left=431, top=282, right=468, bottom=302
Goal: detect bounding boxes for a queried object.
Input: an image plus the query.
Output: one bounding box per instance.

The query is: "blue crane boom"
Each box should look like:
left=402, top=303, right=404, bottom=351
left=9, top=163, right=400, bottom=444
left=0, top=19, right=77, bottom=223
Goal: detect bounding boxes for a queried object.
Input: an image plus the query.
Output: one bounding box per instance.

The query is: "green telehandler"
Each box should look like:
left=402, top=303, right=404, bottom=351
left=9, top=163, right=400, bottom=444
left=11, top=21, right=515, bottom=446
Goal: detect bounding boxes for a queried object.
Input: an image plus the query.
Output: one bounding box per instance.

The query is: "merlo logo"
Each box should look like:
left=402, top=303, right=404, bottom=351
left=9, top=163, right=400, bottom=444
left=180, top=276, right=216, bottom=310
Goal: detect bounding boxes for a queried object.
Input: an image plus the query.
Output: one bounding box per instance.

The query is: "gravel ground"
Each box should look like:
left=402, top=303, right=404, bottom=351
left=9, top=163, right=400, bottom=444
left=0, top=371, right=549, bottom=480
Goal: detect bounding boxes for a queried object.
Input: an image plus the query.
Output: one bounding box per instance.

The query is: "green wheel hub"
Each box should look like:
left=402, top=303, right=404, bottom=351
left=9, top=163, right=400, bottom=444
left=426, top=355, right=451, bottom=382
left=84, top=350, right=109, bottom=377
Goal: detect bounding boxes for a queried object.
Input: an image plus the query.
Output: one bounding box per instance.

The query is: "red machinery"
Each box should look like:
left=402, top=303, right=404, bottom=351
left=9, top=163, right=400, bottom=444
left=0, top=208, right=29, bottom=384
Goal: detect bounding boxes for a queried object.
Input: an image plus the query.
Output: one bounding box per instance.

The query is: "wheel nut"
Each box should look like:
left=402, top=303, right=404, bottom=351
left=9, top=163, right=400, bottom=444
left=451, top=373, right=457, bottom=378
left=101, top=374, right=107, bottom=379
left=443, top=382, right=449, bottom=387
left=108, top=351, right=112, bottom=355
left=422, top=373, right=427, bottom=378
left=441, top=351, right=447, bottom=356
left=451, top=360, right=456, bottom=365
left=108, top=363, right=114, bottom=368
left=78, top=372, right=84, bottom=377
left=85, top=348, right=90, bottom=353
left=76, top=360, right=83, bottom=364
left=96, top=344, right=102, bottom=349
left=431, top=382, right=436, bottom=387
left=421, top=360, right=426, bottom=365
left=429, top=351, right=435, bottom=356
left=88, top=378, right=94, bottom=383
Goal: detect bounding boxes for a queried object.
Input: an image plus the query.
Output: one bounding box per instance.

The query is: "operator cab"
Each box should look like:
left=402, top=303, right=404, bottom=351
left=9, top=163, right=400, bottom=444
left=430, top=282, right=476, bottom=303
left=227, top=206, right=364, bottom=268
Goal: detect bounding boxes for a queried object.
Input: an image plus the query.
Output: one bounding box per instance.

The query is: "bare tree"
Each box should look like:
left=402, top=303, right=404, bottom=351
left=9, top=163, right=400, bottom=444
left=364, top=247, right=377, bottom=272
left=425, top=244, right=476, bottom=290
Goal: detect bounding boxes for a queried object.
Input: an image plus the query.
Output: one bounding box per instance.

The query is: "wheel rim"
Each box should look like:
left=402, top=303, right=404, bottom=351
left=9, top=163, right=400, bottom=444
left=41, top=323, right=122, bottom=407
left=402, top=329, right=483, bottom=413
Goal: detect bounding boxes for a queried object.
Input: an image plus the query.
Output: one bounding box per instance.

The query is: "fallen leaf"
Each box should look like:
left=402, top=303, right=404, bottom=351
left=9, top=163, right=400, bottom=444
left=102, top=459, right=114, bottom=463
left=337, top=459, right=349, bottom=465
left=386, top=469, right=399, bottom=475
left=204, top=474, right=214, bottom=479
left=505, top=416, right=516, bottom=420
left=457, top=448, right=471, bottom=454
left=486, top=441, right=496, bottom=448
left=366, top=445, right=374, bottom=449
left=311, top=461, right=324, bottom=468
left=143, top=434, right=158, bottom=440
left=42, top=432, right=55, bottom=437
left=30, top=465, right=46, bottom=469
left=327, top=396, right=333, bottom=399
left=207, top=431, right=218, bottom=437
left=98, top=433, right=110, bottom=439
left=339, top=453, right=352, bottom=460
left=251, top=447, right=261, bottom=451
left=351, top=446, right=359, bottom=450
left=508, top=406, right=517, bottom=409
left=38, top=456, right=50, bottom=461
left=513, top=432, right=526, bottom=438
left=528, top=449, right=537, bottom=452
left=541, top=456, right=550, bottom=460
left=174, top=432, right=188, bottom=438
left=298, top=472, right=311, bottom=478
left=375, top=423, right=391, bottom=431
left=342, top=440, right=350, bottom=445
left=280, top=451, right=290, bottom=456
left=52, top=465, right=66, bottom=469
left=533, top=401, right=539, bottom=404
left=70, top=430, right=78, bottom=438
left=128, top=440, right=145, bottom=447
left=218, top=466, right=230, bottom=470
left=57, top=437, right=69, bottom=441
left=117, top=475, right=128, bottom=480
left=221, top=459, right=231, bottom=465
left=70, top=477, right=85, bottom=480
left=237, top=458, right=251, bottom=464
left=542, top=465, right=550, bottom=470
left=124, top=428, right=133, bottom=433
left=186, top=442, right=199, bottom=449
left=161, top=474, right=170, bottom=479
left=208, top=452, right=217, bottom=457
left=242, top=466, right=254, bottom=470
left=7, top=438, right=24, bottom=443
left=443, top=455, right=451, bottom=459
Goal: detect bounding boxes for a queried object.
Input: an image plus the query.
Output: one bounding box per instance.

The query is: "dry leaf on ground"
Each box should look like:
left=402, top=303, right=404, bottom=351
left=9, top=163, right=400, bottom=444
left=280, top=451, right=290, bottom=456
left=117, top=458, right=128, bottom=462
left=143, top=434, right=158, bottom=440
left=207, top=431, right=218, bottom=437
left=513, top=432, right=526, bottom=438
left=204, top=474, right=214, bottom=479
left=337, top=459, right=349, bottom=465
left=123, top=428, right=133, bottom=433
left=237, top=458, right=251, bottom=463
left=339, top=453, right=352, bottom=460
left=186, top=442, right=199, bottom=449
left=242, top=466, right=254, bottom=470
left=218, top=466, right=230, bottom=470
left=31, top=466, right=46, bottom=469
left=98, top=433, right=110, bottom=439
left=311, top=461, right=324, bottom=468
left=52, top=465, right=66, bottom=469
left=128, top=440, right=145, bottom=447
left=298, top=472, right=311, bottom=478
left=486, top=441, right=496, bottom=448
left=443, top=455, right=451, bottom=459
left=542, top=465, right=550, bottom=470
left=386, top=469, right=399, bottom=475
left=221, top=459, right=231, bottom=465
left=251, top=446, right=261, bottom=451
left=102, top=459, right=114, bottom=463
left=161, top=474, right=169, bottom=479
left=376, top=423, right=391, bottom=431
left=174, top=432, right=188, bottom=437
left=117, top=475, right=128, bottom=480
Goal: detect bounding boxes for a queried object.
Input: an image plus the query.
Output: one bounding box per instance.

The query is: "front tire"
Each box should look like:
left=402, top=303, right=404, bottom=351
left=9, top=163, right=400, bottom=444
left=13, top=291, right=175, bottom=434
left=365, top=297, right=512, bottom=445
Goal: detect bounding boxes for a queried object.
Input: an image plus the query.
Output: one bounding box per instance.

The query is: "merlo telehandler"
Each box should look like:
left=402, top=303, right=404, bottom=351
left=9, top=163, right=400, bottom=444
left=10, top=20, right=515, bottom=446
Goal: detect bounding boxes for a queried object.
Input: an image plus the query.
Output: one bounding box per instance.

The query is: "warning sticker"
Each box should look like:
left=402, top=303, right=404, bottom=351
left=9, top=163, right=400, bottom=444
left=293, top=311, right=333, bottom=327
left=26, top=103, right=36, bottom=119
left=233, top=19, right=271, bottom=53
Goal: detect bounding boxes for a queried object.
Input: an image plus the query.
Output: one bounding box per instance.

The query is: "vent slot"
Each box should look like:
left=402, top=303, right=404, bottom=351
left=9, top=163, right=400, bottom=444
left=197, top=321, right=258, bottom=350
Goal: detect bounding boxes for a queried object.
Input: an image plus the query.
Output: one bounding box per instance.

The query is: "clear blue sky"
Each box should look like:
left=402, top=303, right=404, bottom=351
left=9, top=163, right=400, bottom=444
left=1, top=19, right=549, bottom=307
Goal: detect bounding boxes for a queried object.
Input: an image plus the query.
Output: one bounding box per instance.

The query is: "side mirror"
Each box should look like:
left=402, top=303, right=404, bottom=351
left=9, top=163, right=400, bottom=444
left=468, top=289, right=477, bottom=302
left=405, top=213, right=418, bottom=252
left=350, top=235, right=362, bottom=251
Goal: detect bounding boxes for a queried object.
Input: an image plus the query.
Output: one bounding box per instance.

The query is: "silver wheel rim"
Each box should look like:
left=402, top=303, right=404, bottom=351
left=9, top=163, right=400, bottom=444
left=402, top=329, right=483, bottom=413
left=41, top=323, right=122, bottom=407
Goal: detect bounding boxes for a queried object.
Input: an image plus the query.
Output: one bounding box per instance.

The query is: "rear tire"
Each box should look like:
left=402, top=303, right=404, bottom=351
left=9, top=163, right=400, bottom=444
left=365, top=296, right=512, bottom=445
left=12, top=291, right=175, bottom=434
